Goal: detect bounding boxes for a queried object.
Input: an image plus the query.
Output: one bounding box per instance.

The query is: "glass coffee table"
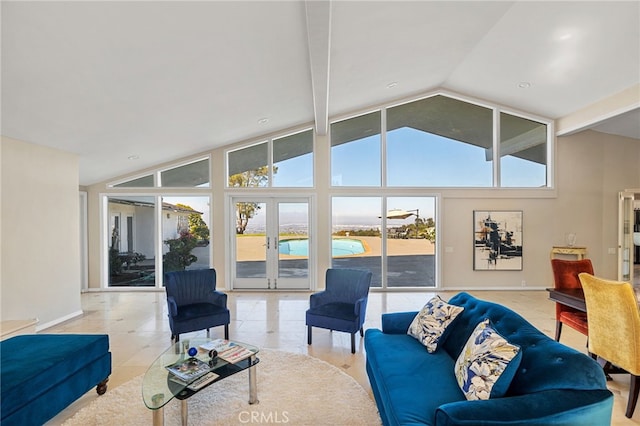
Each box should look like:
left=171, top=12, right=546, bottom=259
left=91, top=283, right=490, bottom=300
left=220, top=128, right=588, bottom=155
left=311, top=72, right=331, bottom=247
left=142, top=338, right=259, bottom=426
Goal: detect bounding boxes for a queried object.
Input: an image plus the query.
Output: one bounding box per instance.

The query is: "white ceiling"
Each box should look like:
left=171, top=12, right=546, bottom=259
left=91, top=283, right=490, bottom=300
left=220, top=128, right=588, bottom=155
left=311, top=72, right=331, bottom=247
left=2, top=1, right=639, bottom=186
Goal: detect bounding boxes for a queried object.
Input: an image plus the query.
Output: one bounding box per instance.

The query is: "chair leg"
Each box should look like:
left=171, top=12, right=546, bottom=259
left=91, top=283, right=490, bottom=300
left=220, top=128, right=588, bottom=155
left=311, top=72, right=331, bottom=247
left=171, top=334, right=179, bottom=344
left=307, top=325, right=312, bottom=345
left=599, top=359, right=616, bottom=381
left=224, top=324, right=229, bottom=340
left=206, top=328, right=210, bottom=338
left=627, top=374, right=639, bottom=418
left=360, top=327, right=364, bottom=337
left=555, top=321, right=562, bottom=341
left=350, top=333, right=356, bottom=354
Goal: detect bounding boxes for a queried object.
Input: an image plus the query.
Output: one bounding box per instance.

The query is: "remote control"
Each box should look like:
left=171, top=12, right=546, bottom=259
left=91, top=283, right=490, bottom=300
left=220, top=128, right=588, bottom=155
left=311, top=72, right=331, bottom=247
left=187, top=371, right=219, bottom=391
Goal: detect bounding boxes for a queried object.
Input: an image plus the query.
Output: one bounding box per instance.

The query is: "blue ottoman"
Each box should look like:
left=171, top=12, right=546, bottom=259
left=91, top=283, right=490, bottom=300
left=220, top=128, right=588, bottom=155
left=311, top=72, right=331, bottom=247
left=1, top=334, right=112, bottom=426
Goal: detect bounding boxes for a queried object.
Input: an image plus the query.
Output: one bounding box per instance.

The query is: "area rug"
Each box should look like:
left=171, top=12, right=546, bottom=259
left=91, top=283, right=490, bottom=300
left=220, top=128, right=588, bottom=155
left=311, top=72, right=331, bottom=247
left=63, top=349, right=381, bottom=425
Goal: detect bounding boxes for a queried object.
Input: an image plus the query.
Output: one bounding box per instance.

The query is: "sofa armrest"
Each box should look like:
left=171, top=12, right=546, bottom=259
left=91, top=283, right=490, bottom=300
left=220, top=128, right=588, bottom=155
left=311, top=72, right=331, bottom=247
left=435, top=389, right=613, bottom=426
left=167, top=296, right=178, bottom=317
left=381, top=311, right=418, bottom=334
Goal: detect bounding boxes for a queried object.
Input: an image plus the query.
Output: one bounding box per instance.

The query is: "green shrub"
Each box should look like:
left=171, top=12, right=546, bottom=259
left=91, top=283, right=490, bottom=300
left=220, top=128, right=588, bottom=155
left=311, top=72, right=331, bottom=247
left=163, top=230, right=198, bottom=272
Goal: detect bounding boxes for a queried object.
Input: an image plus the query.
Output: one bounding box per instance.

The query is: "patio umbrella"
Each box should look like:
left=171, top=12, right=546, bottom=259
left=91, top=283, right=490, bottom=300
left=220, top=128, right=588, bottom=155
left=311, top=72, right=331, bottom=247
left=384, top=209, right=416, bottom=219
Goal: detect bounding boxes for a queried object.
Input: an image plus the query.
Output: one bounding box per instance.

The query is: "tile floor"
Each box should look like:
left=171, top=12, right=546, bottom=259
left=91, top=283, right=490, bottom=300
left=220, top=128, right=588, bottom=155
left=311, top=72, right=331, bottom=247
left=43, top=289, right=638, bottom=425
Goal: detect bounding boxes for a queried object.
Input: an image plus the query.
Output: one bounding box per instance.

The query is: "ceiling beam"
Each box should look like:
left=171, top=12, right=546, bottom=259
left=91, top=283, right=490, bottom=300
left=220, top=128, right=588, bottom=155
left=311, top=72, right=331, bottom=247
left=305, top=0, right=332, bottom=135
left=555, top=84, right=640, bottom=137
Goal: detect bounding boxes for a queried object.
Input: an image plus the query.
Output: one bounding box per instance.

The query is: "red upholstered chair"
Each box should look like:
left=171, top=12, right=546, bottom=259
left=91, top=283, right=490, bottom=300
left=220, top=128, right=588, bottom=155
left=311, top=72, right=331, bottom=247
left=551, top=258, right=594, bottom=342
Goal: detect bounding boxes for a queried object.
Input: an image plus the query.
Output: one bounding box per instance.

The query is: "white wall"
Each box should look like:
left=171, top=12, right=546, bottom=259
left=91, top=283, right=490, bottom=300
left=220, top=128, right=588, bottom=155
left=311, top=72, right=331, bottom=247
left=440, top=130, right=640, bottom=289
left=1, top=137, right=82, bottom=328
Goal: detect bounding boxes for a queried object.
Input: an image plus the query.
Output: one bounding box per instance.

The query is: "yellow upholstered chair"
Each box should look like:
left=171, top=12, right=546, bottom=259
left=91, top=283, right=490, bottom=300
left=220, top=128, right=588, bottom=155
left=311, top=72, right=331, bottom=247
left=578, top=273, right=640, bottom=418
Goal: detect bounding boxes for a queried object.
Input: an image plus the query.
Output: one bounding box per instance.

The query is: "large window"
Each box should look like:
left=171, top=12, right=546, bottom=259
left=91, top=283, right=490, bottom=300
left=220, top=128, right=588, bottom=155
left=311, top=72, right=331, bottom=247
left=110, top=157, right=210, bottom=188
left=162, top=196, right=211, bottom=273
left=102, top=91, right=552, bottom=290
left=385, top=197, right=436, bottom=287
left=273, top=130, right=314, bottom=187
left=227, top=129, right=314, bottom=188
left=331, top=196, right=436, bottom=288
left=228, top=141, right=269, bottom=187
left=107, top=196, right=156, bottom=287
left=331, top=93, right=550, bottom=188
left=106, top=195, right=211, bottom=287
left=331, top=111, right=381, bottom=186
left=499, top=112, right=547, bottom=187
left=387, top=96, right=493, bottom=187
left=160, top=158, right=210, bottom=187
left=113, top=174, right=154, bottom=188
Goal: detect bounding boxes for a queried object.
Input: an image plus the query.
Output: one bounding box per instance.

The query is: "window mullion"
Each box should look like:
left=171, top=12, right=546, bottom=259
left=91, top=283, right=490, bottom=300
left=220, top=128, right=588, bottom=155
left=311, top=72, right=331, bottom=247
left=381, top=108, right=387, bottom=188
left=493, top=108, right=500, bottom=187
left=269, top=138, right=274, bottom=188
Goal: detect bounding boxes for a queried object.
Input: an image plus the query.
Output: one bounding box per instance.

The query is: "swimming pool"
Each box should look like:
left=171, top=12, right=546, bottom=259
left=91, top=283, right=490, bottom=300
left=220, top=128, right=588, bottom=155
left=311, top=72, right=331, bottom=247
left=279, top=238, right=365, bottom=256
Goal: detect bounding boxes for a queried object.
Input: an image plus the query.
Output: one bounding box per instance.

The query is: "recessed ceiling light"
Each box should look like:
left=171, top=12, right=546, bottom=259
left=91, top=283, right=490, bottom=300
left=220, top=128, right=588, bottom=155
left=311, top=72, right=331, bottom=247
left=257, top=117, right=269, bottom=125
left=386, top=82, right=398, bottom=89
left=127, top=155, right=139, bottom=160
left=518, top=82, right=531, bottom=89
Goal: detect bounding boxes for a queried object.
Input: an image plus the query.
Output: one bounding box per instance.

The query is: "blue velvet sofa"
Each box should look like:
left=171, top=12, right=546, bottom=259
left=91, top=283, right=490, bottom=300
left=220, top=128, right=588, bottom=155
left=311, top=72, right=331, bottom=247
left=364, top=292, right=613, bottom=426
left=0, top=334, right=111, bottom=426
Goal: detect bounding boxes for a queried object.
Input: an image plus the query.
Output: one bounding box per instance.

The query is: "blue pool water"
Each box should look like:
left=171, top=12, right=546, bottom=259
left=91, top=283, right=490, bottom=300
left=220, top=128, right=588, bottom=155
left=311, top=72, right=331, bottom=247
left=279, top=238, right=365, bottom=256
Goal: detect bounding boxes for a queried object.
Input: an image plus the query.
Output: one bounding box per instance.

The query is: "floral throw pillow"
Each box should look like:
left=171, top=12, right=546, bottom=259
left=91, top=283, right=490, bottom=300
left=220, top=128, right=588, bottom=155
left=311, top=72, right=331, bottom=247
left=407, top=295, right=464, bottom=353
left=454, top=319, right=522, bottom=401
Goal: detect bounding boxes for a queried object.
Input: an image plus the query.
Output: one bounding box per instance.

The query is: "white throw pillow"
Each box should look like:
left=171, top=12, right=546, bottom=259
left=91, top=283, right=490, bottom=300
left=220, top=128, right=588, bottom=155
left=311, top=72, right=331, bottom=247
left=407, top=295, right=464, bottom=353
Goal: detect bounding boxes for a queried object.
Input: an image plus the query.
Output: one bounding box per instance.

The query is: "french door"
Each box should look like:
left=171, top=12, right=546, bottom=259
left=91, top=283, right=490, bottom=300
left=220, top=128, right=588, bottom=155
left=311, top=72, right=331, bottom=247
left=231, top=197, right=311, bottom=289
left=618, top=191, right=635, bottom=282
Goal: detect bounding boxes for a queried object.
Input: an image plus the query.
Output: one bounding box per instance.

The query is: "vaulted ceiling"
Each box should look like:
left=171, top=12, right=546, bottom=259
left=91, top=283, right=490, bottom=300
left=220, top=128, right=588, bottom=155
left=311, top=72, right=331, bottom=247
left=2, top=1, right=639, bottom=185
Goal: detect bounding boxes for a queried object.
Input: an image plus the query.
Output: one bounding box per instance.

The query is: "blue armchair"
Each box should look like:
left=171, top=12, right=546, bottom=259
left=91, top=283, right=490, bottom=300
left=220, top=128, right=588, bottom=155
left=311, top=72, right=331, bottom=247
left=306, top=268, right=372, bottom=353
left=164, top=268, right=230, bottom=343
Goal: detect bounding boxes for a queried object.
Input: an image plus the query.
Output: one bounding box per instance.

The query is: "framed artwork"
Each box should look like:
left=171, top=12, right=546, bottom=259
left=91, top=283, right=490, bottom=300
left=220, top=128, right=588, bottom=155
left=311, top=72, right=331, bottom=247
left=473, top=210, right=523, bottom=271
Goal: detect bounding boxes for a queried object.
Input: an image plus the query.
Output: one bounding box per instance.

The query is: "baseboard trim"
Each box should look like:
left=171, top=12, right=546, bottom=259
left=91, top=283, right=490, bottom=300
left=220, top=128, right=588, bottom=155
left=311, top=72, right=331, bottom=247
left=36, top=310, right=83, bottom=332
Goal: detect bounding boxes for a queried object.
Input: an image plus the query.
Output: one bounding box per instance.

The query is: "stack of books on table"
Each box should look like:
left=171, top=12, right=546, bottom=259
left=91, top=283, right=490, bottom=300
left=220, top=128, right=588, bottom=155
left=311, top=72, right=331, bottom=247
left=218, top=345, right=253, bottom=363
left=199, top=338, right=237, bottom=353
left=200, top=339, right=254, bottom=364
left=165, top=357, right=211, bottom=383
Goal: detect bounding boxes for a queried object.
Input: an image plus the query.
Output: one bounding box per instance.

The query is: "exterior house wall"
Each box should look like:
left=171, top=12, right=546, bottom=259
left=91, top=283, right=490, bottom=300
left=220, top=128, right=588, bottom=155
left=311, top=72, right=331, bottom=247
left=136, top=207, right=155, bottom=258
left=108, top=202, right=155, bottom=258
left=162, top=211, right=183, bottom=254
left=107, top=199, right=193, bottom=259
left=107, top=203, right=135, bottom=252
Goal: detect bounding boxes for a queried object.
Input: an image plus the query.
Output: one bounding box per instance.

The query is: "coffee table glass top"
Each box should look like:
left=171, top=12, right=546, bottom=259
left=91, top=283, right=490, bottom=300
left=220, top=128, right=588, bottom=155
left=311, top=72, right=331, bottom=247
left=142, top=338, right=259, bottom=410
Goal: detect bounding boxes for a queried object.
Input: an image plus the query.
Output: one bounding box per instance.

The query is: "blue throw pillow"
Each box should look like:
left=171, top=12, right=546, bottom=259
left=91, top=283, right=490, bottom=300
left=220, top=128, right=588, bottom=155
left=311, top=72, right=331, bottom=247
left=454, top=319, right=522, bottom=400
left=407, top=295, right=464, bottom=353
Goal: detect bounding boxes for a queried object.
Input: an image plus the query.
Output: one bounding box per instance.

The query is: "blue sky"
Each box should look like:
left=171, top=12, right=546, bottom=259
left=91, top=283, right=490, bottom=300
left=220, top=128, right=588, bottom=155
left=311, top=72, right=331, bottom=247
left=331, top=127, right=546, bottom=188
